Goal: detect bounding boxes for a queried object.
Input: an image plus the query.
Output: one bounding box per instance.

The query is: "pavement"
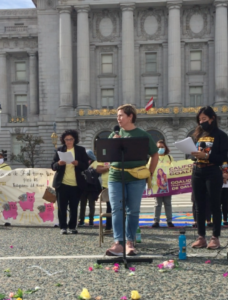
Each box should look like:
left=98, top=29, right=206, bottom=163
left=1, top=223, right=228, bottom=300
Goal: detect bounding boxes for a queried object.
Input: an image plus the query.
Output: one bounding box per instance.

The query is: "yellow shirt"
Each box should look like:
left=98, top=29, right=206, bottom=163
left=0, top=163, right=11, bottom=171
left=62, top=148, right=77, bottom=186
left=97, top=162, right=110, bottom=188
left=147, top=155, right=174, bottom=167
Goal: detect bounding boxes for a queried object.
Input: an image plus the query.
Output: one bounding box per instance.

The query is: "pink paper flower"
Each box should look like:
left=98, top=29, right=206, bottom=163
left=166, top=262, right=175, bottom=269
left=10, top=246, right=13, bottom=249
left=129, top=267, right=135, bottom=272
left=223, top=272, right=228, bottom=277
left=9, top=292, right=14, bottom=297
left=105, top=267, right=110, bottom=270
left=205, top=260, right=211, bottom=264
left=121, top=297, right=127, bottom=300
left=113, top=266, right=119, bottom=271
left=157, top=264, right=164, bottom=269
left=88, top=267, right=93, bottom=271
left=114, top=263, right=120, bottom=267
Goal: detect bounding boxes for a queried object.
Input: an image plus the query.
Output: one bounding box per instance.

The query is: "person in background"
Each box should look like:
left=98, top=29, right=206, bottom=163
left=221, top=161, right=228, bottom=226
left=191, top=106, right=228, bottom=249
left=51, top=129, right=88, bottom=235
left=151, top=140, right=175, bottom=228
left=0, top=152, right=11, bottom=170
left=106, top=104, right=159, bottom=256
left=96, top=162, right=112, bottom=232
left=78, top=149, right=102, bottom=227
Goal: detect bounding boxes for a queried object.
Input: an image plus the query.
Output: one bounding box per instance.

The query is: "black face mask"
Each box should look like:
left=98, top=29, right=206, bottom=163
left=200, top=121, right=210, bottom=131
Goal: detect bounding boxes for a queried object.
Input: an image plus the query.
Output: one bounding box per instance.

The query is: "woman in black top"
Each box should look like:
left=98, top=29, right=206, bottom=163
left=191, top=106, right=228, bottom=249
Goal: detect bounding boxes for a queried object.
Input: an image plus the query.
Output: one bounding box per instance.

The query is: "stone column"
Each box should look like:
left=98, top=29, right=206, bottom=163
left=29, top=51, right=38, bottom=115
left=214, top=0, right=228, bottom=105
left=0, top=52, right=8, bottom=119
left=120, top=3, right=135, bottom=105
left=59, top=6, right=73, bottom=109
left=167, top=1, right=182, bottom=106
left=162, top=42, right=168, bottom=107
left=75, top=5, right=90, bottom=108
left=208, top=41, right=215, bottom=106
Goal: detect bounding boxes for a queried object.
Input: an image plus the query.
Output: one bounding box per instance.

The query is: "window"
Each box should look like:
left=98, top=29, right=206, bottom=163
left=190, top=51, right=202, bottom=71
left=12, top=135, right=22, bottom=156
left=189, top=86, right=202, bottom=107
left=16, top=95, right=27, bottom=117
left=145, top=53, right=157, bottom=73
left=145, top=87, right=157, bottom=107
left=101, top=89, right=114, bottom=109
left=147, top=130, right=164, bottom=144
left=15, top=62, right=26, bottom=81
left=101, top=54, right=113, bottom=74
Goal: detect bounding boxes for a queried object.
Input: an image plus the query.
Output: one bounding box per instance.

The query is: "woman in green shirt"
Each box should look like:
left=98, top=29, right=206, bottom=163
left=106, top=104, right=159, bottom=256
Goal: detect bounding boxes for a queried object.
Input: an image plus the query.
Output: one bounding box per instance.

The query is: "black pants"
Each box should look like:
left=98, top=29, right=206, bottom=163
left=79, top=190, right=95, bottom=223
left=192, top=194, right=211, bottom=222
left=221, top=188, right=228, bottom=222
left=106, top=201, right=112, bottom=230
left=192, top=165, right=223, bottom=237
left=56, top=184, right=81, bottom=230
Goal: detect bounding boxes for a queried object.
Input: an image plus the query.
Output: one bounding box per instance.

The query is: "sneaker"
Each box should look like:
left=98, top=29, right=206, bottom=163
left=151, top=222, right=160, bottom=228
left=68, top=229, right=78, bottom=234
left=78, top=222, right=85, bottom=227
left=167, top=222, right=175, bottom=227
left=207, top=236, right=220, bottom=250
left=126, top=241, right=137, bottom=256
left=207, top=222, right=213, bottom=228
left=106, top=242, right=123, bottom=256
left=191, top=236, right=207, bottom=248
left=223, top=221, right=228, bottom=226
left=60, top=229, right=67, bottom=235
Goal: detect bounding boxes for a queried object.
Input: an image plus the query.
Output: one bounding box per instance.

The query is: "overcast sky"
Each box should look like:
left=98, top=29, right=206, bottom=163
left=0, top=0, right=35, bottom=9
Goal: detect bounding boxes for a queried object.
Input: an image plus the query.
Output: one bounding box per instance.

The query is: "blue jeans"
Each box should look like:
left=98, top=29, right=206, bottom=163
left=108, top=180, right=146, bottom=242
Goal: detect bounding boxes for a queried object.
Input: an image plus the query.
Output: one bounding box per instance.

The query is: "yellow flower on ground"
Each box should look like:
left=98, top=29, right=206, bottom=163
left=131, top=290, right=141, bottom=299
left=16, top=298, right=23, bottom=300
left=80, top=288, right=91, bottom=300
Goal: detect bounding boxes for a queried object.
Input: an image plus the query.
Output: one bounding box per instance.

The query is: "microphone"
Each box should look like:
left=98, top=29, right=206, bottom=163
left=199, top=141, right=206, bottom=151
left=113, top=125, right=120, bottom=135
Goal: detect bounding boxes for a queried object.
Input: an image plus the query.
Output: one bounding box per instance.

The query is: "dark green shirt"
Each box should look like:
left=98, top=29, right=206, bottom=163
left=108, top=127, right=158, bottom=182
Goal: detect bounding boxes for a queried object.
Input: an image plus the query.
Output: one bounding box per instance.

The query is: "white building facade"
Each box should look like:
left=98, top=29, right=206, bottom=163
left=0, top=0, right=228, bottom=166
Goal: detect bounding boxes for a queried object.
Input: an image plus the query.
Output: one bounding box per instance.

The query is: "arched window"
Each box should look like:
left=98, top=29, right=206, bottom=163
left=147, top=130, right=165, bottom=143
left=94, top=131, right=112, bottom=155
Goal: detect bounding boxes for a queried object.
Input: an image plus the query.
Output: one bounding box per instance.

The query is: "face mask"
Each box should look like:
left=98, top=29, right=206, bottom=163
left=158, top=148, right=165, bottom=155
left=0, top=159, right=4, bottom=164
left=200, top=121, right=210, bottom=131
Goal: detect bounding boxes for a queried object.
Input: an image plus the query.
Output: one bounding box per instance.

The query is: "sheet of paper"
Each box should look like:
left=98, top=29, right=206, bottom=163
left=223, top=183, right=228, bottom=188
left=174, top=137, right=197, bottom=155
left=57, top=151, right=74, bottom=164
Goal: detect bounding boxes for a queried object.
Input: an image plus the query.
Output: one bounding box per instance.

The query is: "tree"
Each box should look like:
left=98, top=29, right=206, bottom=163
left=10, top=134, right=44, bottom=168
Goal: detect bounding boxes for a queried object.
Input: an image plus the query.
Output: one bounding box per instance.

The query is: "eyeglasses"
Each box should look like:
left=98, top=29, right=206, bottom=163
left=64, top=138, right=74, bottom=142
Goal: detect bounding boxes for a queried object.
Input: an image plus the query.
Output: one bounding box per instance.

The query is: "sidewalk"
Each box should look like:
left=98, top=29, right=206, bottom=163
left=0, top=225, right=228, bottom=299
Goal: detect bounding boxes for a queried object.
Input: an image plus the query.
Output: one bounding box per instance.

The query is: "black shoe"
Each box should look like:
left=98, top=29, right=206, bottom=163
left=152, top=222, right=160, bottom=228
left=68, top=229, right=78, bottom=234
left=167, top=222, right=175, bottom=227
left=60, top=229, right=67, bottom=235
left=78, top=222, right=85, bottom=227
left=223, top=221, right=228, bottom=226
left=89, top=221, right=94, bottom=226
left=207, top=222, right=213, bottom=227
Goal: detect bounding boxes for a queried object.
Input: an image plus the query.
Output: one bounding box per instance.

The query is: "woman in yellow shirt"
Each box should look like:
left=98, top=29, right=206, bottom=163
left=0, top=152, right=11, bottom=171
left=51, top=130, right=88, bottom=235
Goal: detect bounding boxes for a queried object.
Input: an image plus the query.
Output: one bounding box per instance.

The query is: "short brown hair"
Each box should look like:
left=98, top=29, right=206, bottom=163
left=117, top=104, right=137, bottom=123
left=157, top=139, right=170, bottom=155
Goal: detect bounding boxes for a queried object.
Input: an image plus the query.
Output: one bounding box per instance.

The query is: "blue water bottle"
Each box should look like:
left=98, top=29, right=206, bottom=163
left=179, top=230, right=187, bottom=260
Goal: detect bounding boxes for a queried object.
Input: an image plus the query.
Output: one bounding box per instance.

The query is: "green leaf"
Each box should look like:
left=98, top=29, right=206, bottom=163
left=25, top=289, right=38, bottom=294
left=159, top=269, right=171, bottom=273
left=0, top=294, right=6, bottom=300
left=55, top=283, right=63, bottom=287
left=6, top=273, right=11, bottom=277
left=4, top=268, right=10, bottom=272
left=93, top=263, right=103, bottom=269
left=13, top=288, right=23, bottom=298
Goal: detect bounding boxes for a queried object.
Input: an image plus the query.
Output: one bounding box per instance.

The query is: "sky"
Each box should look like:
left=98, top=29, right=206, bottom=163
left=0, top=0, right=35, bottom=9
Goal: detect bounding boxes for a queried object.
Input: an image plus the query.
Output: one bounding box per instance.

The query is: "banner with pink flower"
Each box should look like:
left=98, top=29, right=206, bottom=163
left=0, top=168, right=58, bottom=226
